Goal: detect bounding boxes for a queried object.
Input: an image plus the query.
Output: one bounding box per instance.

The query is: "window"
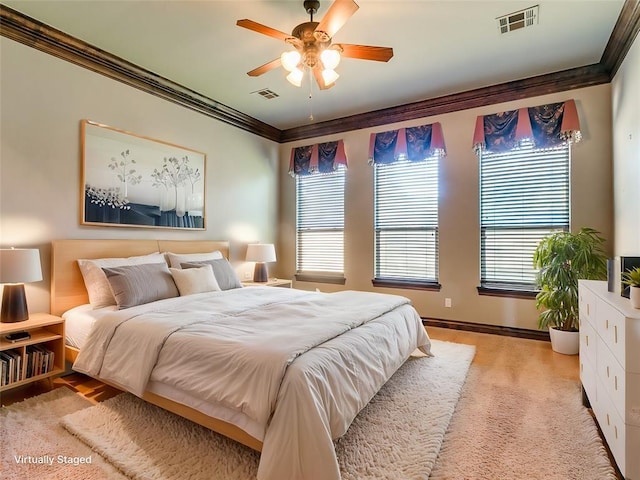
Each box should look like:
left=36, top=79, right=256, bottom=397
left=479, top=139, right=570, bottom=292
left=296, top=167, right=345, bottom=279
left=374, top=157, right=439, bottom=285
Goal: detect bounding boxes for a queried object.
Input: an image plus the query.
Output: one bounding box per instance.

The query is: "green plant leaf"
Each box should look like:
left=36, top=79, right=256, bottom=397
left=533, top=227, right=608, bottom=331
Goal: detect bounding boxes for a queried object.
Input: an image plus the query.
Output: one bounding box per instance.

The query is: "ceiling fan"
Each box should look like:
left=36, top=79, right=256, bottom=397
left=237, top=0, right=393, bottom=90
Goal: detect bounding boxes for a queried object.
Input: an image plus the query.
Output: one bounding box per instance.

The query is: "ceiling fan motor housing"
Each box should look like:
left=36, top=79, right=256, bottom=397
left=290, top=21, right=331, bottom=68
left=304, top=1, right=320, bottom=16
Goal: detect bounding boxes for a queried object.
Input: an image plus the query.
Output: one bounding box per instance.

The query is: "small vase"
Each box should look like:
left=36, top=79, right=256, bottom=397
left=630, top=286, right=640, bottom=309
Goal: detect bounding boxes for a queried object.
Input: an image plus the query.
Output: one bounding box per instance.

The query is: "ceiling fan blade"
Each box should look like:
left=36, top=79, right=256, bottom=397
left=315, top=0, right=359, bottom=38
left=337, top=44, right=394, bottom=62
left=236, top=19, right=292, bottom=42
left=313, top=65, right=335, bottom=90
left=247, top=58, right=282, bottom=77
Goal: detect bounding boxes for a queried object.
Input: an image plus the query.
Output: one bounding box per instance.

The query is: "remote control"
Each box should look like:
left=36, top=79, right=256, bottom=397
left=4, top=331, right=31, bottom=342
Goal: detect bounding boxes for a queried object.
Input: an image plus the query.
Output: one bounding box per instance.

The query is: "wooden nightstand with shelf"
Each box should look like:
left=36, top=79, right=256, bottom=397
left=242, top=278, right=293, bottom=288
left=0, top=313, right=65, bottom=393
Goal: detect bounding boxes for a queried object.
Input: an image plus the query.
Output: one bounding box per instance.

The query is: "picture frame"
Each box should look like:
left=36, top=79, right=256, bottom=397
left=81, top=120, right=206, bottom=230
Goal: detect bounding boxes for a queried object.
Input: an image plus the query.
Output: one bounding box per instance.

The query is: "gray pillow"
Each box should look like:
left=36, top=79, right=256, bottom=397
left=77, top=252, right=166, bottom=308
left=181, top=258, right=243, bottom=290
left=102, top=263, right=179, bottom=309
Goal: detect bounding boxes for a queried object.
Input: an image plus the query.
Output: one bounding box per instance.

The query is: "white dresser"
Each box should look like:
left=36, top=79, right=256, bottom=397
left=579, top=280, right=640, bottom=479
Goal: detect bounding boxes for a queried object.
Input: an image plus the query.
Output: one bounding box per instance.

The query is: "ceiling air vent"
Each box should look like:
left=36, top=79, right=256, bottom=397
left=252, top=88, right=279, bottom=100
left=497, top=5, right=539, bottom=34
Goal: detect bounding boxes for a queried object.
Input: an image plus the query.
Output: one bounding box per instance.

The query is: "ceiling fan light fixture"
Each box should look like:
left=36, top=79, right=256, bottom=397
left=286, top=68, right=304, bottom=87
left=281, top=50, right=301, bottom=72
left=320, top=49, right=341, bottom=70
left=238, top=0, right=393, bottom=90
left=322, top=68, right=339, bottom=87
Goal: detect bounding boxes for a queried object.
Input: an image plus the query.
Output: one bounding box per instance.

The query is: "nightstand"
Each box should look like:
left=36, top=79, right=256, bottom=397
left=242, top=278, right=293, bottom=288
left=0, top=313, right=65, bottom=392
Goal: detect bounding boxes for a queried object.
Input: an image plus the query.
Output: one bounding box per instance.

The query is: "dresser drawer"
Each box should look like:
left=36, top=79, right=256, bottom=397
left=628, top=423, right=640, bottom=479
left=580, top=354, right=597, bottom=405
left=597, top=298, right=626, bottom=367
left=628, top=317, right=640, bottom=375
left=593, top=380, right=627, bottom=477
left=579, top=286, right=596, bottom=326
left=580, top=317, right=597, bottom=367
left=596, top=335, right=626, bottom=421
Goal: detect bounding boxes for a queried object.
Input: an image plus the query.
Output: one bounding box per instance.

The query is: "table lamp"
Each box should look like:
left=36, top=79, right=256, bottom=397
left=0, top=248, right=43, bottom=323
left=246, top=244, right=276, bottom=283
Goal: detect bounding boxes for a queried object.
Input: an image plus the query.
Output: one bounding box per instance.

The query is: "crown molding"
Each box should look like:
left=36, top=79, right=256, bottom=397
left=0, top=4, right=281, bottom=143
left=600, top=0, right=640, bottom=77
left=2, top=1, right=638, bottom=144
left=279, top=63, right=610, bottom=142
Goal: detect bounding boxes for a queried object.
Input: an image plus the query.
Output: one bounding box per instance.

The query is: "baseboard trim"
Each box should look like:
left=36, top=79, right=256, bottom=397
left=423, top=317, right=550, bottom=342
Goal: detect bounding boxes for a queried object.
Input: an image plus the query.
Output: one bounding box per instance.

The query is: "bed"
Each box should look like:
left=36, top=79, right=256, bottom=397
left=51, top=239, right=431, bottom=480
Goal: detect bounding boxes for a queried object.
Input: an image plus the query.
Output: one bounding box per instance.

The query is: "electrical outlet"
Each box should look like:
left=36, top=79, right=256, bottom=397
left=445, top=298, right=452, bottom=308
left=243, top=271, right=251, bottom=280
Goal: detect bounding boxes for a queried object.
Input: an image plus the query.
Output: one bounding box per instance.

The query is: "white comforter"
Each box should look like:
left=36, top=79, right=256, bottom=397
left=73, top=287, right=431, bottom=480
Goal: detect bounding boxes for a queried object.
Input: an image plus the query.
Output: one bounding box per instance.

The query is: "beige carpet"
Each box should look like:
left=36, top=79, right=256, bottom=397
left=429, top=339, right=618, bottom=480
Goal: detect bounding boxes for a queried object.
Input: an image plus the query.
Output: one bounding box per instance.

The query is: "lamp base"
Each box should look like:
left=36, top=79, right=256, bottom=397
left=1, top=284, right=29, bottom=323
left=253, top=263, right=269, bottom=283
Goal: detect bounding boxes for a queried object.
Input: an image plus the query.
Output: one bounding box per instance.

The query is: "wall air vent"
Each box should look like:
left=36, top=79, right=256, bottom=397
left=252, top=88, right=279, bottom=100
left=497, top=5, right=539, bottom=34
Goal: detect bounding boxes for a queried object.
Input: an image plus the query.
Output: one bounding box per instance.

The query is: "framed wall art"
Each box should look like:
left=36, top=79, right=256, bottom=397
left=81, top=120, right=206, bottom=229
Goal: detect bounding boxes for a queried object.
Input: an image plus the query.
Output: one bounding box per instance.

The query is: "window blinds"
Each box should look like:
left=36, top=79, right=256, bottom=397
left=480, top=140, right=570, bottom=288
left=296, top=168, right=345, bottom=274
left=374, top=158, right=439, bottom=282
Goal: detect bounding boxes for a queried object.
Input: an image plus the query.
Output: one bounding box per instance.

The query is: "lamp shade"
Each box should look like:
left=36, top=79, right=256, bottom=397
left=322, top=69, right=339, bottom=87
left=246, top=244, right=276, bottom=263
left=321, top=49, right=341, bottom=70
left=286, top=68, right=304, bottom=87
left=281, top=50, right=301, bottom=72
left=0, top=248, right=42, bottom=323
left=0, top=248, right=43, bottom=284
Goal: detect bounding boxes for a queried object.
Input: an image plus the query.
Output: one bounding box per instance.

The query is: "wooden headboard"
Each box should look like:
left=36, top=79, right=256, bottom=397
left=51, top=239, right=230, bottom=316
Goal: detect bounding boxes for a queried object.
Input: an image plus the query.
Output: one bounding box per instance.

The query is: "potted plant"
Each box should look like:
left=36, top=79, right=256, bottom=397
left=533, top=227, right=608, bottom=355
left=622, top=266, right=640, bottom=309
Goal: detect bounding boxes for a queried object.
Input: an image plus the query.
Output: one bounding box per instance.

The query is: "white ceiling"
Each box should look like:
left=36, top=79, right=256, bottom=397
left=3, top=0, right=625, bottom=130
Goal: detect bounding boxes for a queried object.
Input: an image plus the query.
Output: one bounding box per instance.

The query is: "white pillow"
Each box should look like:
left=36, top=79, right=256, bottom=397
left=166, top=250, right=223, bottom=269
left=77, top=252, right=166, bottom=308
left=170, top=265, right=221, bottom=296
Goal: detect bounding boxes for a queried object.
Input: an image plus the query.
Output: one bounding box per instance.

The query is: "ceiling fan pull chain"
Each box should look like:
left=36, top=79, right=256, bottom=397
left=308, top=70, right=314, bottom=121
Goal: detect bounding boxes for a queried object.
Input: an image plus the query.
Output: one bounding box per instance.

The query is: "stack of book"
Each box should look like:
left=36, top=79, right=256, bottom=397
left=0, top=346, right=55, bottom=386
left=0, top=349, right=22, bottom=386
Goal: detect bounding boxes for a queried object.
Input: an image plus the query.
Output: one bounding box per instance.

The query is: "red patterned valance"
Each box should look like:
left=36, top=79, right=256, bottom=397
left=368, top=122, right=446, bottom=164
left=289, top=140, right=347, bottom=176
left=472, top=99, right=581, bottom=153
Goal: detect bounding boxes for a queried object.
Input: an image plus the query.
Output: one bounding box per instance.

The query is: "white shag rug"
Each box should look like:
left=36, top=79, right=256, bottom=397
left=0, top=387, right=127, bottom=480
left=59, top=340, right=475, bottom=480
left=2, top=337, right=619, bottom=480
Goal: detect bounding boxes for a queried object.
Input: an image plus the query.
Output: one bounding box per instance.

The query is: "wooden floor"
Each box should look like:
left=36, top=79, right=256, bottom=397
left=0, top=326, right=621, bottom=478
left=0, top=326, right=579, bottom=405
left=0, top=367, right=121, bottom=407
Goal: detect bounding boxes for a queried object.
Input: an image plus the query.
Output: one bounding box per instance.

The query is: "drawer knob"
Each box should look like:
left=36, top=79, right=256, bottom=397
left=607, top=413, right=610, bottom=425
left=606, top=366, right=610, bottom=377
left=614, top=325, right=618, bottom=343
left=614, top=376, right=618, bottom=391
